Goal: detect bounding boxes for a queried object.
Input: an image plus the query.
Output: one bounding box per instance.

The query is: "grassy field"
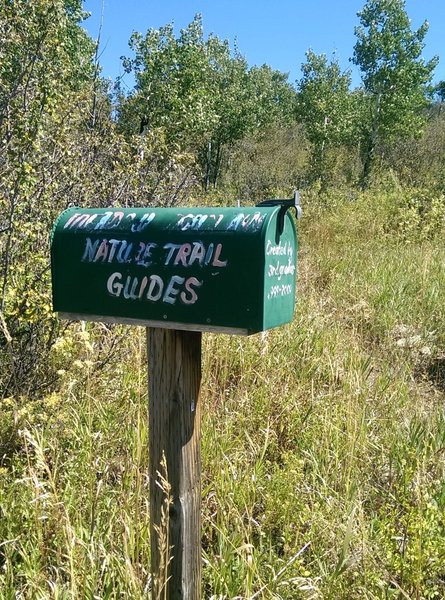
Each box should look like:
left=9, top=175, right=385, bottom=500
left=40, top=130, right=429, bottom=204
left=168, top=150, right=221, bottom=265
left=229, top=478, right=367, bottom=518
left=1, top=191, right=444, bottom=598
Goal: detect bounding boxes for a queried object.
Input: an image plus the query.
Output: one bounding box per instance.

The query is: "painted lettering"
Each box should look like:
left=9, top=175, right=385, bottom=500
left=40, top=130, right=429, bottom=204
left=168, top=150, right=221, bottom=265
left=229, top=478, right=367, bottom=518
left=107, top=272, right=123, bottom=296
left=134, top=242, right=146, bottom=264
left=163, top=242, right=228, bottom=268
left=180, top=277, right=202, bottom=305
left=204, top=244, right=215, bottom=265
left=75, top=214, right=97, bottom=229
left=94, top=240, right=109, bottom=262
left=139, top=276, right=148, bottom=299
left=267, top=257, right=296, bottom=281
left=109, top=211, right=124, bottom=228
left=116, top=240, right=133, bottom=263
left=136, top=242, right=157, bottom=267
left=107, top=239, right=120, bottom=262
left=174, top=244, right=192, bottom=266
left=94, top=211, right=113, bottom=230
left=227, top=212, right=265, bottom=232
left=189, top=242, right=206, bottom=266
left=177, top=214, right=208, bottom=231
left=209, top=214, right=224, bottom=228
left=64, top=213, right=86, bottom=229
left=146, top=275, right=163, bottom=302
left=163, top=243, right=181, bottom=265
left=106, top=272, right=205, bottom=306
left=81, top=238, right=100, bottom=262
left=123, top=276, right=139, bottom=300
left=163, top=275, right=185, bottom=304
left=266, top=240, right=289, bottom=256
left=227, top=213, right=244, bottom=231
left=131, top=212, right=155, bottom=233
left=212, top=243, right=227, bottom=267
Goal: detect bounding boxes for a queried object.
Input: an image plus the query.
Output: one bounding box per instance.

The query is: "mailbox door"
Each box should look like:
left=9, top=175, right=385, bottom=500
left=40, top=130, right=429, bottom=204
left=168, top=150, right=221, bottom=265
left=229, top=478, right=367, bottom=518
left=262, top=212, right=297, bottom=330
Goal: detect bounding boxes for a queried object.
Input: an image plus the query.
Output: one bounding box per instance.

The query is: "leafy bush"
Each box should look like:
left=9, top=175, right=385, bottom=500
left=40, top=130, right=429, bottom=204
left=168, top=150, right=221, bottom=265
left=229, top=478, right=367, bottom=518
left=394, top=191, right=445, bottom=241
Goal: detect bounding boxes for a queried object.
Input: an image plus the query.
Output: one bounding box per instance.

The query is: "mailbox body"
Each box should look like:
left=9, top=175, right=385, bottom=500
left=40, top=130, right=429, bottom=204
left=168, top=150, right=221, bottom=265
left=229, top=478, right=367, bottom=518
left=51, top=206, right=297, bottom=335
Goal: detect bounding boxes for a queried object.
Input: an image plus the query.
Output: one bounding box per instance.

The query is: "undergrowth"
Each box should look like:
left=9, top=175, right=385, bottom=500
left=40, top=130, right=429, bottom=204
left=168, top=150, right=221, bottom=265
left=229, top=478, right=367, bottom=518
left=0, top=190, right=444, bottom=598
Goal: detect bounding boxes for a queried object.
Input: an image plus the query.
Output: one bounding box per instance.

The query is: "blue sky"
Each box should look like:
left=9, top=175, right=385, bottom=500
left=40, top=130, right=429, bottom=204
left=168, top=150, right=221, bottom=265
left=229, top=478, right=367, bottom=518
left=83, top=0, right=445, bottom=91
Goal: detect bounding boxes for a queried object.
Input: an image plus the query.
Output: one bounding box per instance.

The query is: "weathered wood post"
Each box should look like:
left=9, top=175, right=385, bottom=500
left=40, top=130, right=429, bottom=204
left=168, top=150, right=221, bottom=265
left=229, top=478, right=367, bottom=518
left=148, top=328, right=202, bottom=599
left=50, top=194, right=300, bottom=599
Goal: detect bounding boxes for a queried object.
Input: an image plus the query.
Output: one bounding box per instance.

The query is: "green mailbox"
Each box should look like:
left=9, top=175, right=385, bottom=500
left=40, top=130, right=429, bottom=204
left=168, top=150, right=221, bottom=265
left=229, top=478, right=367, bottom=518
left=51, top=201, right=299, bottom=335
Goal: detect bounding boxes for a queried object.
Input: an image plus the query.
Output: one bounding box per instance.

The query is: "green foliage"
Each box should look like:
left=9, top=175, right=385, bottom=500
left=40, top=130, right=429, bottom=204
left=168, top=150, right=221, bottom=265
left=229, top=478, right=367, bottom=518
left=220, top=125, right=309, bottom=201
left=0, top=3, right=203, bottom=399
left=385, top=108, right=445, bottom=191
left=391, top=190, right=445, bottom=241
left=1, top=190, right=445, bottom=597
left=353, top=0, right=439, bottom=186
left=1, top=2, right=445, bottom=597
left=120, top=16, right=218, bottom=149
left=120, top=14, right=297, bottom=189
left=296, top=51, right=360, bottom=187
left=433, top=80, right=445, bottom=103
left=0, top=0, right=96, bottom=397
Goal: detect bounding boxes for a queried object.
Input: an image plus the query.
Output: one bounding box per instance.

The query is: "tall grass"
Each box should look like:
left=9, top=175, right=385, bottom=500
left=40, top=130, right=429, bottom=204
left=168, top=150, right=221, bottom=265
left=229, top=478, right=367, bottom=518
left=0, top=191, right=444, bottom=598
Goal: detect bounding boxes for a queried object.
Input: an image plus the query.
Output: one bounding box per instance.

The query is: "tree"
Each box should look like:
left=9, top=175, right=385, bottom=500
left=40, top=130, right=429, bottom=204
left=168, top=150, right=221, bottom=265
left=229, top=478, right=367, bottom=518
left=119, top=15, right=297, bottom=189
left=433, top=81, right=445, bottom=103
left=120, top=16, right=218, bottom=151
left=202, top=61, right=296, bottom=190
left=0, top=0, right=96, bottom=396
left=352, top=0, right=438, bottom=186
left=296, top=50, right=358, bottom=187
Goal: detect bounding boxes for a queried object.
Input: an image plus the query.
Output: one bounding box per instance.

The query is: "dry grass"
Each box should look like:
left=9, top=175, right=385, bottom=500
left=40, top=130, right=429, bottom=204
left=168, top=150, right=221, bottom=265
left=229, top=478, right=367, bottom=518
left=1, top=191, right=444, bottom=598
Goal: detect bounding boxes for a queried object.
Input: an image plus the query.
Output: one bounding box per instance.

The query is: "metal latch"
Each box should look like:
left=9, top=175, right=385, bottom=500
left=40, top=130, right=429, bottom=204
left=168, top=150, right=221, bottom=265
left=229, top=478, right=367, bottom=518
left=257, top=190, right=302, bottom=236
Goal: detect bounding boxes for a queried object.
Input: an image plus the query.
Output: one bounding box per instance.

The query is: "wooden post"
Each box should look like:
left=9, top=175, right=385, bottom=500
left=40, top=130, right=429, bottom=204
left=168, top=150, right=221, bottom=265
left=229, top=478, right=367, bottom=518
left=148, top=328, right=202, bottom=600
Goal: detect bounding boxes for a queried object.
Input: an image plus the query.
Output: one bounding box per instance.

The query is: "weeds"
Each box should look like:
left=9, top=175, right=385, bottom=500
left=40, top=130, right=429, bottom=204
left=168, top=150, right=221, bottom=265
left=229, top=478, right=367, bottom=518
left=0, top=191, right=444, bottom=598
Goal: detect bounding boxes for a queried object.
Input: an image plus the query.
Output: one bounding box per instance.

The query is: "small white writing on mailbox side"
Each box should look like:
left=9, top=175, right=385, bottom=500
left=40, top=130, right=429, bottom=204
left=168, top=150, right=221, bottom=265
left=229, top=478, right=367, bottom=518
left=266, top=238, right=296, bottom=301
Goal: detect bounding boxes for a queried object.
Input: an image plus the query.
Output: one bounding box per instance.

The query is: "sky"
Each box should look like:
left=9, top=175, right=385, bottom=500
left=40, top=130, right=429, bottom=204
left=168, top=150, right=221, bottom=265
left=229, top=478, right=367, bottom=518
left=83, top=0, right=445, bottom=92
